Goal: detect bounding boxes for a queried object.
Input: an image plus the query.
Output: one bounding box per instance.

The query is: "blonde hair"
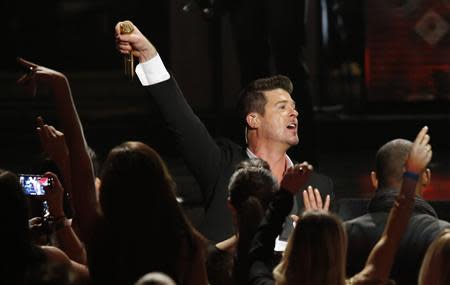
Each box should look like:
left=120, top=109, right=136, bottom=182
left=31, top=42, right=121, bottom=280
left=273, top=211, right=347, bottom=285
left=418, top=229, right=450, bottom=285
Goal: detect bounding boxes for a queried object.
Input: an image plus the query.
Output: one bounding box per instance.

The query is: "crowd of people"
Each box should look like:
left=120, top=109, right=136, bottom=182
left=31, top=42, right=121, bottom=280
left=2, top=20, right=449, bottom=285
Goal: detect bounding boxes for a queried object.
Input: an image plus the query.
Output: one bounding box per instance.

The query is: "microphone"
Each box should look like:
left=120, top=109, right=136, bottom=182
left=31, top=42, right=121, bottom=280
left=120, top=21, right=135, bottom=79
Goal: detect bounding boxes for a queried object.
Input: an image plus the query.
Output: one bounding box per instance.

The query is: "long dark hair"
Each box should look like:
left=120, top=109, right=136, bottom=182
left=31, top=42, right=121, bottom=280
left=92, top=142, right=204, bottom=284
left=1, top=170, right=30, bottom=245
left=228, top=158, right=278, bottom=284
left=274, top=211, right=347, bottom=285
left=0, top=169, right=46, bottom=284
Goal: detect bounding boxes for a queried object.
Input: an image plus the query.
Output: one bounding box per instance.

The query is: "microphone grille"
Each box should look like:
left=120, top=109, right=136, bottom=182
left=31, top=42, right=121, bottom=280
left=120, top=21, right=134, bottom=34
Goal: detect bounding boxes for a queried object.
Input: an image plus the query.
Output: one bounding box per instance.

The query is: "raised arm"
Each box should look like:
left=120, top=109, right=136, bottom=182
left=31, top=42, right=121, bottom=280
left=115, top=21, right=227, bottom=200
left=352, top=126, right=432, bottom=284
left=43, top=171, right=87, bottom=265
left=36, top=117, right=71, bottom=194
left=17, top=58, right=98, bottom=242
left=115, top=20, right=158, bottom=64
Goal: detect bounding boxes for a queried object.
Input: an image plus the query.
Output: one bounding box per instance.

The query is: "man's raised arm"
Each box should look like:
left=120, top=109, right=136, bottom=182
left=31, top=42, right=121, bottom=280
left=115, top=21, right=231, bottom=201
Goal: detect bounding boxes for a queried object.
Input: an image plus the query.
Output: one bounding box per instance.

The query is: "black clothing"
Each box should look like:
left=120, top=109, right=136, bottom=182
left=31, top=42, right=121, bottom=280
left=345, top=188, right=450, bottom=285
left=5, top=244, right=48, bottom=285
left=248, top=188, right=294, bottom=285
left=88, top=216, right=196, bottom=285
left=206, top=243, right=234, bottom=285
left=145, top=77, right=333, bottom=242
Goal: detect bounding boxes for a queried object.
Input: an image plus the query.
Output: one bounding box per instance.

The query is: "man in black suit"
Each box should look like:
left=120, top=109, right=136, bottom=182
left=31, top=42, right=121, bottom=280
left=345, top=138, right=450, bottom=285
left=115, top=21, right=333, bottom=242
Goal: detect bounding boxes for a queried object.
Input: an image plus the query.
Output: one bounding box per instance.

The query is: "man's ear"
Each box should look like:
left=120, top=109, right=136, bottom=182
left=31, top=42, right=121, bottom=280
left=370, top=171, right=378, bottom=190
left=421, top=168, right=431, bottom=188
left=245, top=113, right=260, bottom=129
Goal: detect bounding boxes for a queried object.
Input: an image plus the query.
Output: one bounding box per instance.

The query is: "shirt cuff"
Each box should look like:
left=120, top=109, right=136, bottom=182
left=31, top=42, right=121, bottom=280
left=135, top=54, right=171, bottom=86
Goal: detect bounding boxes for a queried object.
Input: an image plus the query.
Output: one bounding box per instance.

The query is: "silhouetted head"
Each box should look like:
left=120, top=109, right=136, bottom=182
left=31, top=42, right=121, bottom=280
left=374, top=139, right=412, bottom=188
left=0, top=169, right=51, bottom=284
left=372, top=138, right=431, bottom=195
left=274, top=211, right=347, bottom=285
left=0, top=169, right=29, bottom=243
left=134, top=272, right=176, bottom=285
left=94, top=142, right=204, bottom=285
left=228, top=158, right=277, bottom=224
left=234, top=157, right=271, bottom=171
left=99, top=141, right=177, bottom=224
left=227, top=158, right=278, bottom=284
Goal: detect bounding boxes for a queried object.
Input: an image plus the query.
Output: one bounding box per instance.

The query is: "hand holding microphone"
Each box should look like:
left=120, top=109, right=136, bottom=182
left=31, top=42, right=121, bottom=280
left=119, top=21, right=135, bottom=79
left=115, top=20, right=158, bottom=79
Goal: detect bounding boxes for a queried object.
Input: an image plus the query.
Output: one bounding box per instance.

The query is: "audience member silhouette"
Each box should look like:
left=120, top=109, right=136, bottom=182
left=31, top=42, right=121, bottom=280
left=345, top=136, right=450, bottom=285
left=0, top=169, right=88, bottom=285
left=207, top=158, right=277, bottom=285
left=89, top=141, right=208, bottom=285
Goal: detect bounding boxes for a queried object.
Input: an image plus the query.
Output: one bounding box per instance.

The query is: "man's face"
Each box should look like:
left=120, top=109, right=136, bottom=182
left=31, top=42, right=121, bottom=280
left=258, top=88, right=299, bottom=147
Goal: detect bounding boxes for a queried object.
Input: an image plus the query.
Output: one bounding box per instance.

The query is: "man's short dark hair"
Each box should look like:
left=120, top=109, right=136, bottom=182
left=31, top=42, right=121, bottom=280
left=237, top=75, right=293, bottom=125
left=375, top=139, right=412, bottom=188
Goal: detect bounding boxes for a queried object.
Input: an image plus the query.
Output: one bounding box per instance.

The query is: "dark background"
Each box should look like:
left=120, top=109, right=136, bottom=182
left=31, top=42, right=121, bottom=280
left=1, top=0, right=449, bottom=226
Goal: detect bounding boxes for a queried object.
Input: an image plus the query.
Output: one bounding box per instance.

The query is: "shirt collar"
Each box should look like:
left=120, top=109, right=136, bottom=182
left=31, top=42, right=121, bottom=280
left=246, top=148, right=294, bottom=168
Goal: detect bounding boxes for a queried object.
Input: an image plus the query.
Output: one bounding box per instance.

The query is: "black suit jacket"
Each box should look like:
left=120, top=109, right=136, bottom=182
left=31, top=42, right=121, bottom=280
left=345, top=188, right=450, bottom=285
left=145, top=76, right=334, bottom=242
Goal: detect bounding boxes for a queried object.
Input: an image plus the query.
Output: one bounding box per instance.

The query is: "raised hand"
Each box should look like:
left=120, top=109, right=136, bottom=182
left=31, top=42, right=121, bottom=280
left=17, top=57, right=97, bottom=244
left=115, top=20, right=157, bottom=63
left=28, top=216, right=50, bottom=245
left=303, top=185, right=331, bottom=211
left=405, top=126, right=432, bottom=175
left=43, top=172, right=65, bottom=218
left=36, top=117, right=70, bottom=171
left=16, top=57, right=66, bottom=97
left=280, top=162, right=313, bottom=194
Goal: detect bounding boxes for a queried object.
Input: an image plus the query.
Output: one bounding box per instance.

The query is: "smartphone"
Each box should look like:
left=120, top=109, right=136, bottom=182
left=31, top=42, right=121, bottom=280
left=19, top=174, right=52, bottom=196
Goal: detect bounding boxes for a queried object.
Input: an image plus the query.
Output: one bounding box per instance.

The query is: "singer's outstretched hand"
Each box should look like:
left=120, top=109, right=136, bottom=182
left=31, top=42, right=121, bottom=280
left=115, top=20, right=157, bottom=63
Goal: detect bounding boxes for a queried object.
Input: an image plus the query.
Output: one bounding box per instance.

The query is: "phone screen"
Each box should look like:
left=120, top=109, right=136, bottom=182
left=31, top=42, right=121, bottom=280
left=19, top=174, right=51, bottom=196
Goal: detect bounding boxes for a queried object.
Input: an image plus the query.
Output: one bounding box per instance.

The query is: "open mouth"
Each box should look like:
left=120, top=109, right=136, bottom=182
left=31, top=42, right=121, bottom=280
left=287, top=123, right=297, bottom=130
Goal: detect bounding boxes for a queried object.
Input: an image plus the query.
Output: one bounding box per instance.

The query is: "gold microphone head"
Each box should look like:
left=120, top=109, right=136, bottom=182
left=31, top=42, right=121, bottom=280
left=120, top=21, right=135, bottom=80
left=120, top=20, right=134, bottom=34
